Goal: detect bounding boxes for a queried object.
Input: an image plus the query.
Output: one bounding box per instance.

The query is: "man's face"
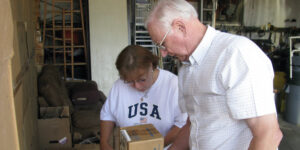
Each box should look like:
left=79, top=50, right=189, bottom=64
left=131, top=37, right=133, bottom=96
left=147, top=23, right=189, bottom=61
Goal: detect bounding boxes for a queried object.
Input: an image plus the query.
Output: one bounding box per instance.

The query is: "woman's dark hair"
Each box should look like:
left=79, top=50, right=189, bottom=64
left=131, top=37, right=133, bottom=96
left=115, top=45, right=159, bottom=80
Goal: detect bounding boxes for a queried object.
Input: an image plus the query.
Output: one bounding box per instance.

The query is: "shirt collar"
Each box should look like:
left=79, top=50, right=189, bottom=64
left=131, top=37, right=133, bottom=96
left=188, top=25, right=217, bottom=65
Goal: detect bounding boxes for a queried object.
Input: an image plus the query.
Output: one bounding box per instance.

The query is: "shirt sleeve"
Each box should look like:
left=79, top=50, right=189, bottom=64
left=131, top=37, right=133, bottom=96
left=173, top=105, right=188, bottom=128
left=220, top=41, right=276, bottom=120
left=171, top=75, right=188, bottom=128
left=178, top=67, right=188, bottom=113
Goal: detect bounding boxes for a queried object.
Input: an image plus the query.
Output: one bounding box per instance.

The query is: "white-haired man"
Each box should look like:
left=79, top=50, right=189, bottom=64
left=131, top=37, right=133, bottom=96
left=145, top=0, right=282, bottom=149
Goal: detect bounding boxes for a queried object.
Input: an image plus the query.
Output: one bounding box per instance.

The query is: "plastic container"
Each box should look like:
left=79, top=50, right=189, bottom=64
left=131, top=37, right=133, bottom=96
left=285, top=82, right=300, bottom=125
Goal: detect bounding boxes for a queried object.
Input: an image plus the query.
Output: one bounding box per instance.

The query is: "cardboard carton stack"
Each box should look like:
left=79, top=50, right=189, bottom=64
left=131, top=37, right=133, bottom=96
left=38, top=106, right=72, bottom=150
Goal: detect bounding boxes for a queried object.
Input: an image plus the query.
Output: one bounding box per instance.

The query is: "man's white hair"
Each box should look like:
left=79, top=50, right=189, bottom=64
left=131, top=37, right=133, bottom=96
left=145, top=0, right=198, bottom=31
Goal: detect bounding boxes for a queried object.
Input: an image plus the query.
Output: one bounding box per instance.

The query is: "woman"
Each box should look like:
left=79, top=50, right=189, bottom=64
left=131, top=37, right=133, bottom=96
left=100, top=45, right=187, bottom=150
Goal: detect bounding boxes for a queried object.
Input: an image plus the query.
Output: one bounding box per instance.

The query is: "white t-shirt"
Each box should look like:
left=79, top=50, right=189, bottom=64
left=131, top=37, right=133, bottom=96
left=101, top=69, right=187, bottom=136
left=178, top=26, right=276, bottom=150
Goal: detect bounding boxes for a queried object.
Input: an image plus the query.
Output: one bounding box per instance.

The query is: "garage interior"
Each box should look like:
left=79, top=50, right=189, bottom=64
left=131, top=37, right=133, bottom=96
left=1, top=0, right=300, bottom=150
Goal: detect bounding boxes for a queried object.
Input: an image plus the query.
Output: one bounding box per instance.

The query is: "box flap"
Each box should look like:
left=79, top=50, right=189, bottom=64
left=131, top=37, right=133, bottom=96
left=40, top=106, right=70, bottom=119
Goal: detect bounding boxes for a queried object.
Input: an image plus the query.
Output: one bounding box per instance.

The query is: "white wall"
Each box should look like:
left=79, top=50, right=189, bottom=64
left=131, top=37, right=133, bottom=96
left=244, top=0, right=300, bottom=27
left=89, top=0, right=129, bottom=95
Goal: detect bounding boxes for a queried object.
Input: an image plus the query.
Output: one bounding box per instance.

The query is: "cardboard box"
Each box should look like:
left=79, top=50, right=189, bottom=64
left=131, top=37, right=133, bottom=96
left=39, top=106, right=70, bottom=119
left=38, top=106, right=72, bottom=150
left=119, top=124, right=164, bottom=150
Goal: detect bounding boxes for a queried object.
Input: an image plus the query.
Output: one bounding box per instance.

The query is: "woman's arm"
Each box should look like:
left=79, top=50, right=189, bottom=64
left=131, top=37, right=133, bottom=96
left=100, top=120, right=115, bottom=150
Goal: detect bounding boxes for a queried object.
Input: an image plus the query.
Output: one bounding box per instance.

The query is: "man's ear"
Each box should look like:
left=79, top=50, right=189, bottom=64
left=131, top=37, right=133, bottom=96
left=172, top=18, right=186, bottom=35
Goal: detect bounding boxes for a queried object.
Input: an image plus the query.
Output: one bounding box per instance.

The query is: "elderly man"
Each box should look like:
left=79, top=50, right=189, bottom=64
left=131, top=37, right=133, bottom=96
left=145, top=0, right=282, bottom=150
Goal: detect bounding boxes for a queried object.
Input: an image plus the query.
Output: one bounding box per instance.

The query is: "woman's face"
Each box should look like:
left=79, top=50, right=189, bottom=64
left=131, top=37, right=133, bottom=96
left=124, top=66, right=154, bottom=92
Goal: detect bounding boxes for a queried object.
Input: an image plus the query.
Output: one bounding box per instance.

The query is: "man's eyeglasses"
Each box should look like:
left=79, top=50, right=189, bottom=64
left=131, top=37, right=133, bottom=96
left=155, top=28, right=171, bottom=50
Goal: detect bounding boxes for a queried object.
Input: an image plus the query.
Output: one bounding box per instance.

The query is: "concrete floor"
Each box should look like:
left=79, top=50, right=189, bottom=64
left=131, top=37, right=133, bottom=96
left=278, top=114, right=300, bottom=150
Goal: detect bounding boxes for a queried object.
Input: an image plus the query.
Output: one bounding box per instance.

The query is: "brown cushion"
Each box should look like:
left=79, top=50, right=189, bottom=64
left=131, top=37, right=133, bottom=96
left=69, top=81, right=106, bottom=106
left=38, top=73, right=63, bottom=106
left=38, top=65, right=74, bottom=113
left=72, top=110, right=100, bottom=129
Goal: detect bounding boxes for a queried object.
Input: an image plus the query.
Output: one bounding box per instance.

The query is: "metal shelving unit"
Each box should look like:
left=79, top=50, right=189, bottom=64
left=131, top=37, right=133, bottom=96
left=134, top=0, right=163, bottom=68
left=134, top=1, right=156, bottom=52
left=199, top=0, right=218, bottom=28
left=289, top=36, right=300, bottom=79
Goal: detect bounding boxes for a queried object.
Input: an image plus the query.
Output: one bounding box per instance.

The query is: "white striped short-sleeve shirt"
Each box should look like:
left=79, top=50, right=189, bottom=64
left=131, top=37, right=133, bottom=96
left=178, top=26, right=276, bottom=150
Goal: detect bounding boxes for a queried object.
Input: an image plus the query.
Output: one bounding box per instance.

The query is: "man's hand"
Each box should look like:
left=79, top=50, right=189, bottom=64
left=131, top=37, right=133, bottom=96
left=167, top=118, right=190, bottom=150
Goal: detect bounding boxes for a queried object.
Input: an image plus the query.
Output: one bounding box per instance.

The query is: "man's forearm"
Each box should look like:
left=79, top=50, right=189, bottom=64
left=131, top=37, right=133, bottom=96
left=164, top=126, right=181, bottom=147
left=248, top=130, right=282, bottom=150
left=246, top=114, right=283, bottom=150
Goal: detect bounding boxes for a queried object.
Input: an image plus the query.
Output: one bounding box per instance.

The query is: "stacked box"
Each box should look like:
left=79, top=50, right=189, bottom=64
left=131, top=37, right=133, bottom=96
left=38, top=106, right=72, bottom=150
